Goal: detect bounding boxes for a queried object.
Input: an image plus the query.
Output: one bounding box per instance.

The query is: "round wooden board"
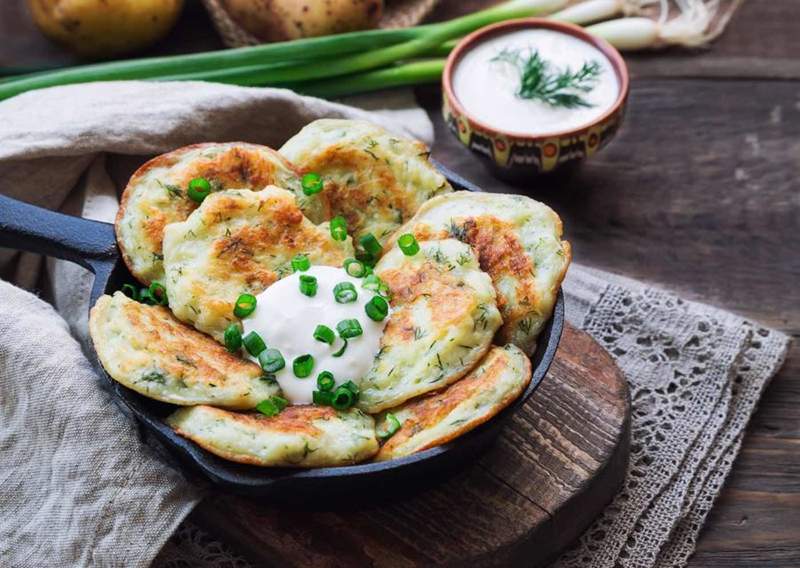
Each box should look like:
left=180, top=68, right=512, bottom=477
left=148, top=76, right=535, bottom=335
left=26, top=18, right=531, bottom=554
left=190, top=324, right=631, bottom=567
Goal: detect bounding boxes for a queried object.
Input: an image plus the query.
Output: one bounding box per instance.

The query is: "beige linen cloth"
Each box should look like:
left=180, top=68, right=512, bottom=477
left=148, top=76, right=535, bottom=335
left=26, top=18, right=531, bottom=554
left=0, top=82, right=789, bottom=568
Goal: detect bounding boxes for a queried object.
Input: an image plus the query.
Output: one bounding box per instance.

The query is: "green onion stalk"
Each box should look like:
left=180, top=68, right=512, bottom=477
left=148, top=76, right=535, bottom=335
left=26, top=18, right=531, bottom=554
left=0, top=0, right=567, bottom=102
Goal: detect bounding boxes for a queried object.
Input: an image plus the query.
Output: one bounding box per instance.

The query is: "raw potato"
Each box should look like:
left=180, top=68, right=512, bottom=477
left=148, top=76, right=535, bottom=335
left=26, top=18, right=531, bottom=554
left=27, top=0, right=184, bottom=59
left=220, top=0, right=383, bottom=42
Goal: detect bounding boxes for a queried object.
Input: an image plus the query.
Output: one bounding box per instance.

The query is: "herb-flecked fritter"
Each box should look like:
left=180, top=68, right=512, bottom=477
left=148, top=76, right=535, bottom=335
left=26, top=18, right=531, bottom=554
left=162, top=186, right=353, bottom=342
left=167, top=405, right=378, bottom=467
left=390, top=192, right=570, bottom=353
left=116, top=142, right=302, bottom=285
left=358, top=239, right=502, bottom=413
left=375, top=344, right=531, bottom=460
left=89, top=292, right=280, bottom=408
left=279, top=119, right=452, bottom=244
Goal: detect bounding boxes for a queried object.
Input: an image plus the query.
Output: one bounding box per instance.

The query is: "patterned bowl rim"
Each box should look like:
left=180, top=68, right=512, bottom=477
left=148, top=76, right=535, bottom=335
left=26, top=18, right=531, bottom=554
left=442, top=17, right=630, bottom=141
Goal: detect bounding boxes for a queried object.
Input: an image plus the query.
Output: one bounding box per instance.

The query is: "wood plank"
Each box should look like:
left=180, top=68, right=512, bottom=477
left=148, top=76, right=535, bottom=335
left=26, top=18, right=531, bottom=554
left=190, top=326, right=630, bottom=567
left=418, top=74, right=800, bottom=567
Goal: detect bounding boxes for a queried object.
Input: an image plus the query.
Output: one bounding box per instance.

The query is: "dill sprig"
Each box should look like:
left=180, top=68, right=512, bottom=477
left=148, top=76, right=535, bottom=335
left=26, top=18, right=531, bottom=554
left=492, top=48, right=602, bottom=109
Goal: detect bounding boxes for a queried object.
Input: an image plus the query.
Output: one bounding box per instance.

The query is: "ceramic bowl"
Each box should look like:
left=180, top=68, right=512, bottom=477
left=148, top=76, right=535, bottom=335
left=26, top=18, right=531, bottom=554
left=442, top=18, right=630, bottom=179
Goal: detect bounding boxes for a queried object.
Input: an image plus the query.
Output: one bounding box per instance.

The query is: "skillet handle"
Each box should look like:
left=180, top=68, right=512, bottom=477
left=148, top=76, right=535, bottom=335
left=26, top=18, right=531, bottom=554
left=0, top=194, right=117, bottom=272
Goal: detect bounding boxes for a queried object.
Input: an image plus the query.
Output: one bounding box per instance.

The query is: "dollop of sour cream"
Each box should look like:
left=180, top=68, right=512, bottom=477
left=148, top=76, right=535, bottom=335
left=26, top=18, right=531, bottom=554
left=243, top=266, right=389, bottom=405
left=452, top=29, right=620, bottom=136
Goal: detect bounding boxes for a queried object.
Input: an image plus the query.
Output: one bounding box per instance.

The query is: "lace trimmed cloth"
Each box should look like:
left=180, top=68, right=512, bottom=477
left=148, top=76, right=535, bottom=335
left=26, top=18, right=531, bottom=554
left=152, top=265, right=789, bottom=568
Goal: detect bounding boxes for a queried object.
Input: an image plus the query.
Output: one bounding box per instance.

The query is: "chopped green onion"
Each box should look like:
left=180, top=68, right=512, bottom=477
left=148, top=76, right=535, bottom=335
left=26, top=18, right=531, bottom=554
left=317, top=371, right=335, bottom=392
left=233, top=293, right=257, bottom=318
left=223, top=323, right=242, bottom=353
left=330, top=215, right=348, bottom=241
left=337, top=319, right=363, bottom=339
left=147, top=281, right=168, bottom=306
left=299, top=274, right=318, bottom=297
left=313, top=390, right=334, bottom=406
left=340, top=380, right=360, bottom=403
left=333, top=281, right=358, bottom=303
left=138, top=287, right=154, bottom=305
left=291, top=253, right=310, bottom=272
left=365, top=296, right=389, bottom=321
left=332, top=339, right=348, bottom=358
left=398, top=233, right=420, bottom=256
left=332, top=385, right=355, bottom=410
left=258, top=348, right=285, bottom=373
left=187, top=177, right=212, bottom=203
left=256, top=395, right=289, bottom=417
left=363, top=274, right=390, bottom=297
left=121, top=283, right=138, bottom=299
left=313, top=324, right=335, bottom=344
left=293, top=354, right=314, bottom=378
left=356, top=250, right=377, bottom=268
left=343, top=258, right=366, bottom=278
left=301, top=172, right=324, bottom=195
left=359, top=233, right=382, bottom=258
left=243, top=331, right=267, bottom=357
left=377, top=413, right=402, bottom=441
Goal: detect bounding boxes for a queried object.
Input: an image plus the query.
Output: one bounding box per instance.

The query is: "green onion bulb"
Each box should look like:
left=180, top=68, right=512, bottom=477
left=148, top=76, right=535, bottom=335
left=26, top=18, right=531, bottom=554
left=223, top=323, right=242, bottom=353
left=187, top=177, right=212, bottom=203
left=301, top=172, right=324, bottom=196
left=365, top=296, right=389, bottom=321
left=330, top=215, right=348, bottom=241
left=243, top=331, right=267, bottom=357
left=316, top=371, right=335, bottom=392
left=333, top=281, right=358, bottom=303
left=398, top=233, right=420, bottom=256
left=313, top=324, right=335, bottom=344
left=299, top=274, right=318, bottom=297
left=293, top=354, right=314, bottom=378
left=336, top=318, right=363, bottom=339
left=256, top=395, right=288, bottom=417
left=343, top=258, right=366, bottom=278
left=233, top=293, right=257, bottom=318
left=258, top=348, right=285, bottom=373
left=291, top=253, right=311, bottom=272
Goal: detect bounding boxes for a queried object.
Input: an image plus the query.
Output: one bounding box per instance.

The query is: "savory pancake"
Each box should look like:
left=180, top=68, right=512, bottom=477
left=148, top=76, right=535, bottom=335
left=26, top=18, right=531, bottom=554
left=375, top=344, right=531, bottom=461
left=162, top=186, right=353, bottom=342
left=166, top=405, right=378, bottom=467
left=89, top=292, right=279, bottom=408
left=358, top=239, right=503, bottom=413
left=116, top=142, right=302, bottom=285
left=279, top=119, right=452, bottom=244
left=390, top=192, right=570, bottom=354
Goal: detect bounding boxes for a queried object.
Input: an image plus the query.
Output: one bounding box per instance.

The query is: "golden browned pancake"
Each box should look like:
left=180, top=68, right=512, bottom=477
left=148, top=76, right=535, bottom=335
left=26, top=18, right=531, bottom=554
left=279, top=119, right=452, bottom=244
left=89, top=292, right=279, bottom=408
left=116, top=142, right=302, bottom=284
left=375, top=344, right=531, bottom=461
left=162, top=186, right=353, bottom=342
left=390, top=191, right=570, bottom=353
left=167, top=405, right=378, bottom=467
left=358, top=239, right=502, bottom=413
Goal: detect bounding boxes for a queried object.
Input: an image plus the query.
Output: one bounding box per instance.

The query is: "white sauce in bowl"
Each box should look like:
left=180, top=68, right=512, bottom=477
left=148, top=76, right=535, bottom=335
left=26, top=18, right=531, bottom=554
left=243, top=266, right=389, bottom=405
left=452, top=29, right=620, bottom=136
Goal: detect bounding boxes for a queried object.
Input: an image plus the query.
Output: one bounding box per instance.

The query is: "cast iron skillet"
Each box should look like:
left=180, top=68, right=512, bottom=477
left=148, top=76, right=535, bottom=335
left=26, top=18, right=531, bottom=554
left=0, top=160, right=563, bottom=497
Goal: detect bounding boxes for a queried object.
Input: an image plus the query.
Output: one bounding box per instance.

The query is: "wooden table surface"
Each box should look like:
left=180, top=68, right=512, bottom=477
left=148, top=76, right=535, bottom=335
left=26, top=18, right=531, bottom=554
left=2, top=0, right=797, bottom=566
